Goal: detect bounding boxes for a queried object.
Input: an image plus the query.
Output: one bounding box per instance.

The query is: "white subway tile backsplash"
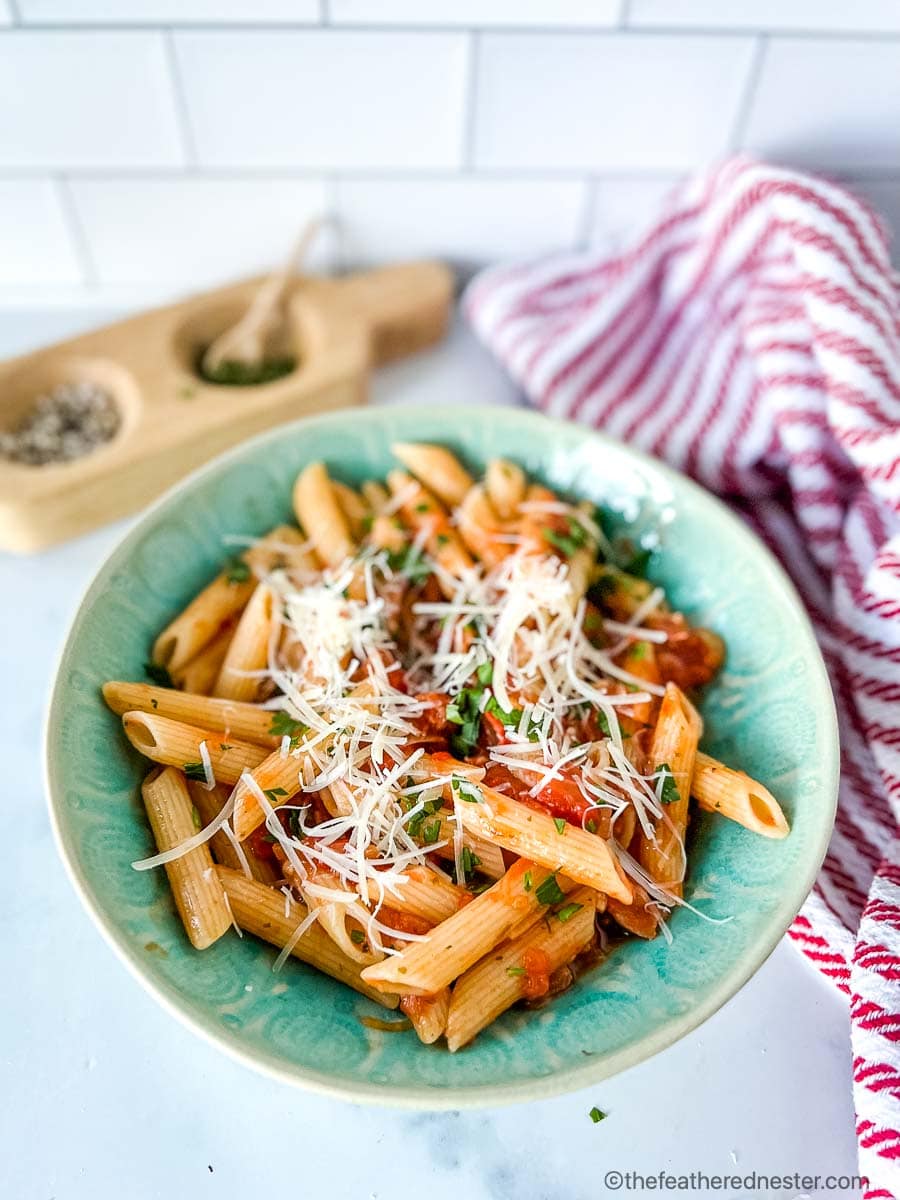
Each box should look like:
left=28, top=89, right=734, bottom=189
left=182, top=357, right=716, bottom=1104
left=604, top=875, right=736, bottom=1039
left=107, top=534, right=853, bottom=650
left=19, top=0, right=320, bottom=20
left=334, top=177, right=586, bottom=265
left=174, top=31, right=467, bottom=169
left=587, top=175, right=680, bottom=246
left=0, top=1, right=11, bottom=27
left=0, top=180, right=84, bottom=286
left=68, top=177, right=330, bottom=287
left=629, top=1, right=900, bottom=34
left=473, top=33, right=755, bottom=171
left=329, top=0, right=623, bottom=27
left=0, top=33, right=184, bottom=168
left=743, top=38, right=900, bottom=170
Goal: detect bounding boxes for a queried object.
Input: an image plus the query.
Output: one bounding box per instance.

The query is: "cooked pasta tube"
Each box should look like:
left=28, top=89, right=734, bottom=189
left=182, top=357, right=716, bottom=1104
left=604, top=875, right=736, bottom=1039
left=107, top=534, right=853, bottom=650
left=141, top=767, right=231, bottom=950
left=387, top=470, right=474, bottom=581
left=361, top=859, right=566, bottom=996
left=171, top=620, right=236, bottom=694
left=151, top=526, right=302, bottom=673
left=212, top=583, right=274, bottom=702
left=122, top=712, right=267, bottom=783
left=565, top=501, right=600, bottom=612
left=606, top=880, right=661, bottom=940
left=361, top=480, right=389, bottom=512
left=292, top=461, right=355, bottom=568
left=446, top=887, right=596, bottom=1051
left=639, top=683, right=702, bottom=898
left=102, top=682, right=283, bottom=748
left=217, top=868, right=398, bottom=1008
left=187, top=780, right=278, bottom=884
left=302, top=875, right=383, bottom=965
left=401, top=989, right=450, bottom=1045
left=392, top=442, right=474, bottom=507
left=388, top=865, right=467, bottom=924
left=453, top=782, right=633, bottom=904
left=456, top=483, right=514, bottom=568
left=331, top=481, right=371, bottom=541
left=485, top=457, right=526, bottom=521
left=430, top=819, right=506, bottom=879
left=231, top=747, right=305, bottom=842
left=692, top=752, right=789, bottom=838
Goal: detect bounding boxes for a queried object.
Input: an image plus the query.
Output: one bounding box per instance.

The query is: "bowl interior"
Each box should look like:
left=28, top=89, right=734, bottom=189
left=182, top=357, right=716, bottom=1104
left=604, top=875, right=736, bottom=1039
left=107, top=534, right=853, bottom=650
left=46, top=405, right=837, bottom=1106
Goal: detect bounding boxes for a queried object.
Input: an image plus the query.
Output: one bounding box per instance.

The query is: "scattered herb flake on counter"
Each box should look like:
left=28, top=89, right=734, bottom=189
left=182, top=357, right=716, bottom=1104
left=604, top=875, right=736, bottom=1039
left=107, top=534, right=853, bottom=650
left=589, top=1107, right=607, bottom=1124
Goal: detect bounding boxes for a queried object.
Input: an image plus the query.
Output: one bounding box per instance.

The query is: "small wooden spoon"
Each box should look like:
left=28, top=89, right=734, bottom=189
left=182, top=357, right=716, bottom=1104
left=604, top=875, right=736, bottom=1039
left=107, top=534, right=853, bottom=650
left=201, top=217, right=323, bottom=377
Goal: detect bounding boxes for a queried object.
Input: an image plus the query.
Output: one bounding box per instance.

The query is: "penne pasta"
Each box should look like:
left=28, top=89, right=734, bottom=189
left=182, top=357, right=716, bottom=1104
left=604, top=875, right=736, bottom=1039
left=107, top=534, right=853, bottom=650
left=188, top=780, right=278, bottom=884
left=389, top=865, right=468, bottom=924
left=361, top=479, right=389, bottom=512
left=217, top=867, right=398, bottom=1008
left=692, top=751, right=789, bottom=839
left=387, top=469, right=474, bottom=582
left=331, top=481, right=371, bottom=541
left=456, top=483, right=514, bottom=568
left=402, top=989, right=450, bottom=1045
left=392, top=442, right=474, bottom=507
left=171, top=619, right=236, bottom=695
left=212, top=583, right=275, bottom=702
left=231, top=747, right=305, bottom=842
left=485, top=457, right=526, bottom=521
left=102, top=681, right=283, bottom=747
left=292, top=461, right=355, bottom=568
left=361, top=860, right=565, bottom=996
left=453, top=782, right=633, bottom=905
left=141, top=767, right=231, bottom=950
left=122, top=711, right=267, bottom=783
left=639, top=683, right=702, bottom=898
left=446, top=887, right=596, bottom=1051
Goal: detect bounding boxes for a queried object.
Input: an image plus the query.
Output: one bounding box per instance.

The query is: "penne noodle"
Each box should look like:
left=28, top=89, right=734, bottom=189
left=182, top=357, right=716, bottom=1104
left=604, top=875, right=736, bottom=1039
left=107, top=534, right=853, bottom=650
left=639, top=683, right=702, bottom=898
left=212, top=583, right=274, bottom=702
left=446, top=887, right=596, bottom=1051
left=485, top=457, right=526, bottom=521
left=389, top=865, right=468, bottom=924
left=171, top=619, right=236, bottom=695
left=453, top=782, right=633, bottom=905
left=231, top=747, right=305, bottom=842
left=430, top=819, right=506, bottom=880
left=606, top=880, right=661, bottom=940
left=331, top=480, right=371, bottom=541
left=456, top=483, right=514, bottom=568
left=141, top=767, right=231, bottom=950
left=369, top=513, right=407, bottom=554
left=102, top=681, right=283, bottom=748
left=217, top=868, right=398, bottom=1008
left=361, top=479, right=389, bottom=512
left=292, top=461, right=355, bottom=568
left=361, top=859, right=565, bottom=996
left=122, top=712, right=267, bottom=783
left=565, top=500, right=600, bottom=612
left=387, top=470, right=474, bottom=582
left=152, top=526, right=303, bottom=673
left=188, top=780, right=278, bottom=884
left=392, top=442, right=474, bottom=508
left=692, top=751, right=789, bottom=839
left=402, top=989, right=450, bottom=1045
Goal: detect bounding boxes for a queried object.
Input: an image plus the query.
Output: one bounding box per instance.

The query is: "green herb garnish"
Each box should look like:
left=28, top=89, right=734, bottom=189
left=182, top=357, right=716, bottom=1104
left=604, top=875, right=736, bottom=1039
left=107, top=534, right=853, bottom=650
left=556, top=902, right=584, bottom=923
left=543, top=517, right=588, bottom=559
left=423, top=819, right=442, bottom=845
left=452, top=778, right=484, bottom=804
left=183, top=762, right=206, bottom=781
left=407, top=796, right=442, bottom=838
left=586, top=818, right=598, bottom=834
left=476, top=660, right=493, bottom=685
left=589, top=1107, right=607, bottom=1124
left=460, top=846, right=481, bottom=881
left=554, top=817, right=567, bottom=835
left=535, top=874, right=565, bottom=906
left=506, top=966, right=526, bottom=977
left=264, top=787, right=288, bottom=805
left=523, top=870, right=533, bottom=892
left=190, top=804, right=202, bottom=831
left=144, top=661, right=173, bottom=688
left=269, top=710, right=307, bottom=742
left=350, top=929, right=366, bottom=946
left=657, top=764, right=680, bottom=806
left=224, top=554, right=251, bottom=584
left=385, top=545, right=430, bottom=584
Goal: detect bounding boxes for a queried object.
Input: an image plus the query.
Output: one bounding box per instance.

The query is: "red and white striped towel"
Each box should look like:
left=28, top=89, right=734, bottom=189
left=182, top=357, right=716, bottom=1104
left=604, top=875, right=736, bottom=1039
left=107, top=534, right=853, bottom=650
left=464, top=158, right=900, bottom=1198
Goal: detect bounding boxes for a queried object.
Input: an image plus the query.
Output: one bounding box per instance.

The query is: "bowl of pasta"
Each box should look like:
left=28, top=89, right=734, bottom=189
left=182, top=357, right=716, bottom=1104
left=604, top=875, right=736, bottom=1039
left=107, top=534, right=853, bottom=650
left=46, top=404, right=838, bottom=1106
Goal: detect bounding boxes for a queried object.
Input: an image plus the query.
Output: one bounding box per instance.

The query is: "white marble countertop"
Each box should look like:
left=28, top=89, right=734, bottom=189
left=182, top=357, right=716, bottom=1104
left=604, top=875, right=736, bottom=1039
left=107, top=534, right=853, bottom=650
left=1, top=308, right=860, bottom=1200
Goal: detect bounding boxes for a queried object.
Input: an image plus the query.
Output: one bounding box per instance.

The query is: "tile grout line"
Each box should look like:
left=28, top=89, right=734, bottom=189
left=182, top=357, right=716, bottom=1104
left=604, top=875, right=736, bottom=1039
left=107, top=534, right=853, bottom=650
left=462, top=30, right=480, bottom=171
left=728, top=33, right=768, bottom=152
left=53, top=175, right=99, bottom=289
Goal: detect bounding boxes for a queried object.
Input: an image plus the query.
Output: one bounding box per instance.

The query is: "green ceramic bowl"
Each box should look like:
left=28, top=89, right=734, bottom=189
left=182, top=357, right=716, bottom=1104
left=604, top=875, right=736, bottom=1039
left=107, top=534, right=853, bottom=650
left=45, top=405, right=838, bottom=1107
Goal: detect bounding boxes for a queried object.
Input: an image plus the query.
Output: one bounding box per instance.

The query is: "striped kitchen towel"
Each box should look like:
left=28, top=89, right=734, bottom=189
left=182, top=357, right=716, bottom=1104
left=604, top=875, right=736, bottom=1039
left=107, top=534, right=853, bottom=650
left=464, top=157, right=900, bottom=1199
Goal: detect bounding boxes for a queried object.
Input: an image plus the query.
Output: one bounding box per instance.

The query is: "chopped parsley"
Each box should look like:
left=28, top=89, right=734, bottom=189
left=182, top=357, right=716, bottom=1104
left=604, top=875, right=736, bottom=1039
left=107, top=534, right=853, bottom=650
left=585, top=818, right=598, bottom=834
left=506, top=965, right=526, bottom=977
left=630, top=640, right=650, bottom=660
left=183, top=761, right=206, bottom=782
left=543, top=516, right=588, bottom=559
left=452, top=778, right=484, bottom=804
left=556, top=902, right=584, bottom=923
left=350, top=929, right=366, bottom=946
left=460, top=846, right=481, bottom=882
left=385, top=545, right=430, bottom=584
left=535, top=874, right=565, bottom=906
left=554, top=817, right=567, bottom=835
left=288, top=809, right=305, bottom=839
left=224, top=554, right=251, bottom=584
left=264, top=786, right=288, bottom=805
left=144, top=661, right=173, bottom=688
left=422, top=818, right=442, bottom=845
left=476, top=660, right=493, bottom=685
left=523, top=870, right=533, bottom=892
left=415, top=502, right=430, bottom=513
left=589, top=1107, right=607, bottom=1124
left=407, top=796, right=442, bottom=838
left=435, top=532, right=450, bottom=546
left=657, top=764, right=681, bottom=806
left=190, top=804, right=202, bottom=831
left=269, top=710, right=307, bottom=741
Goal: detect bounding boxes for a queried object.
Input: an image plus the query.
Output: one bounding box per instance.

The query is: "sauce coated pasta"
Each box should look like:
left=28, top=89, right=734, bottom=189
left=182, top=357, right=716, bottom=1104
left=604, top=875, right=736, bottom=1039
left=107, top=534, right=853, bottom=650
left=103, top=444, right=788, bottom=1049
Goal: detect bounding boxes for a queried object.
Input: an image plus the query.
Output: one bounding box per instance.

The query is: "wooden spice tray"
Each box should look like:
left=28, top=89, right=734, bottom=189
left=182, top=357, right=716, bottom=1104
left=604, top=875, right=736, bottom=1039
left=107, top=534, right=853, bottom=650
left=0, top=261, right=454, bottom=553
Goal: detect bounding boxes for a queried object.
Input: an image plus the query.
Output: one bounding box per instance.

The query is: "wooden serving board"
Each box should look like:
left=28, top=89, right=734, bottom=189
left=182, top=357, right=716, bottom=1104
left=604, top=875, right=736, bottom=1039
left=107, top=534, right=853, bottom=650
left=0, top=261, right=454, bottom=553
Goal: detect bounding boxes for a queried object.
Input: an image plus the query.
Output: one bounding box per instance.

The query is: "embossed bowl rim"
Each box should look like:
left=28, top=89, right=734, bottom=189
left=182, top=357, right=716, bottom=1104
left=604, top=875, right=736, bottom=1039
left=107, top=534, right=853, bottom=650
left=45, top=404, right=839, bottom=1108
